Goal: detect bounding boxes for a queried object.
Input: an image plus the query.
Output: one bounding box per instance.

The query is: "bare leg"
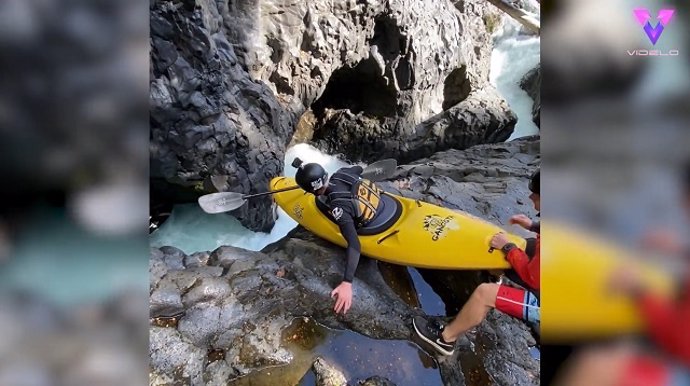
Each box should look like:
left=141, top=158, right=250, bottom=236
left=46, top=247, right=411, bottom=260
left=441, top=283, right=499, bottom=343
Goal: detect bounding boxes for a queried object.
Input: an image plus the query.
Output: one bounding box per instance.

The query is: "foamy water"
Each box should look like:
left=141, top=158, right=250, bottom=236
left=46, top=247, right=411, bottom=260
left=490, top=0, right=541, bottom=140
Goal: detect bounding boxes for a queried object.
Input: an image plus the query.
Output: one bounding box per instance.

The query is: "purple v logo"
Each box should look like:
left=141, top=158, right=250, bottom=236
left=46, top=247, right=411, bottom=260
left=633, top=8, right=675, bottom=45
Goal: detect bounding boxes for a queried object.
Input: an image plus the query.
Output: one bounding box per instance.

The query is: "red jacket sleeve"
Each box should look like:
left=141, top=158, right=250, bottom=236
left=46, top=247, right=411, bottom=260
left=505, top=241, right=540, bottom=290
left=637, top=289, right=690, bottom=366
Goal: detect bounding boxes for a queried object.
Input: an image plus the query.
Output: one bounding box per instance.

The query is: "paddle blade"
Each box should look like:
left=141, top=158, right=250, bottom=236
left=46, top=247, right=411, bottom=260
left=362, top=158, right=398, bottom=181
left=198, top=192, right=247, bottom=214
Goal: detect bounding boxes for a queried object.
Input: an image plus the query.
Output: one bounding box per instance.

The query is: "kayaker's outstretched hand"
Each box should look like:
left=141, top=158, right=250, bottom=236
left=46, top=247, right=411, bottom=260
left=331, top=281, right=353, bottom=315
left=509, top=214, right=533, bottom=229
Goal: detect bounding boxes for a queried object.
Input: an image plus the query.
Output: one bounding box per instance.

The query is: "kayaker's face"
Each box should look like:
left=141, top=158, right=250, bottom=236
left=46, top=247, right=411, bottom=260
left=314, top=186, right=327, bottom=196
left=530, top=192, right=540, bottom=212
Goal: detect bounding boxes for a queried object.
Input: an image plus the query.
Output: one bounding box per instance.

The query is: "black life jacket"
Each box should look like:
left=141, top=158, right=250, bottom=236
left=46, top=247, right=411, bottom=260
left=327, top=171, right=382, bottom=228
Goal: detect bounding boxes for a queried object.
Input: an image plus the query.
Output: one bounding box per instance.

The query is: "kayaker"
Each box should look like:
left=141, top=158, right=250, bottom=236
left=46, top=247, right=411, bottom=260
left=292, top=157, right=383, bottom=315
left=413, top=169, right=540, bottom=355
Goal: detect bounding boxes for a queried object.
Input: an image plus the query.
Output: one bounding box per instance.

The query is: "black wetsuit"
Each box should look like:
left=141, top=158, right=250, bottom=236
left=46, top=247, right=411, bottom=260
left=324, top=165, right=368, bottom=283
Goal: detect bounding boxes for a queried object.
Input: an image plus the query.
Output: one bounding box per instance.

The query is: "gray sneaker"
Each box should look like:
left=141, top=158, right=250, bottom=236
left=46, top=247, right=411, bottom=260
left=412, top=316, right=455, bottom=355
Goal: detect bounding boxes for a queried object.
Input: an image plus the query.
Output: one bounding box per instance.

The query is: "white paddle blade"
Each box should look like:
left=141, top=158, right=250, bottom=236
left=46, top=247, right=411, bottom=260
left=198, top=192, right=246, bottom=214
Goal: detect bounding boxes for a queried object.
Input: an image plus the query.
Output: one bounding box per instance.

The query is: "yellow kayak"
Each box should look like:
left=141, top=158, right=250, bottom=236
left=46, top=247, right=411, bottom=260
left=270, top=177, right=527, bottom=269
left=541, top=222, right=675, bottom=343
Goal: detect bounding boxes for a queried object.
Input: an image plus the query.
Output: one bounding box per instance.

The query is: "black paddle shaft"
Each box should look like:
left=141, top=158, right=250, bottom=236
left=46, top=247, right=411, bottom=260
left=243, top=185, right=300, bottom=199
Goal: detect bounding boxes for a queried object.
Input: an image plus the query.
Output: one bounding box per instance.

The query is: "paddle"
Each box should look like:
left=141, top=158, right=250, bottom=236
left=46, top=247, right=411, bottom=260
left=198, top=158, right=398, bottom=214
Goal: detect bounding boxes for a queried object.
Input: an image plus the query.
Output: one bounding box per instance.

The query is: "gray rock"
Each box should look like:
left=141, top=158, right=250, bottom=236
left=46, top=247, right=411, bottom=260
left=185, top=251, right=210, bottom=268
left=313, top=357, right=347, bottom=386
left=149, top=258, right=168, bottom=290
left=313, top=86, right=516, bottom=163
left=177, top=303, right=222, bottom=348
left=479, top=312, right=540, bottom=386
left=150, top=247, right=166, bottom=263
left=159, top=246, right=186, bottom=270
left=204, top=360, right=237, bottom=386
left=184, top=266, right=225, bottom=278
left=380, top=138, right=540, bottom=225
left=162, top=271, right=202, bottom=294
left=360, top=376, right=397, bottom=386
left=150, top=288, right=184, bottom=317
left=150, top=327, right=206, bottom=385
left=520, top=65, right=540, bottom=128
left=182, top=277, right=232, bottom=308
left=150, top=0, right=291, bottom=232
left=209, top=245, right=265, bottom=268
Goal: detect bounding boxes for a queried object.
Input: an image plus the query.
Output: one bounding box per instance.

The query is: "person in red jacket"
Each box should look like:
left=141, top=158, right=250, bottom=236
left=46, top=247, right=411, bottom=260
left=606, top=161, right=690, bottom=385
left=413, top=169, right=540, bottom=356
left=556, top=162, right=690, bottom=386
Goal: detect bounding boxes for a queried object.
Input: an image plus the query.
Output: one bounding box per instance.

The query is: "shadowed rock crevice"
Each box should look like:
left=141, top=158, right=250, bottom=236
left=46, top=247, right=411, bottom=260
left=371, top=16, right=405, bottom=62
left=311, top=58, right=398, bottom=120
left=443, top=66, right=472, bottom=110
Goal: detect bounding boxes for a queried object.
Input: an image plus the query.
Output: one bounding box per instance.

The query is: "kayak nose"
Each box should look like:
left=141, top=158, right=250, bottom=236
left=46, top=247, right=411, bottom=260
left=270, top=176, right=287, bottom=190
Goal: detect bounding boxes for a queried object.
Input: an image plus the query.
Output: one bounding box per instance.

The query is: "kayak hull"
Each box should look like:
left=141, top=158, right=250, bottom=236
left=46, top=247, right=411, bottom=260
left=270, top=177, right=527, bottom=270
left=541, top=223, right=675, bottom=342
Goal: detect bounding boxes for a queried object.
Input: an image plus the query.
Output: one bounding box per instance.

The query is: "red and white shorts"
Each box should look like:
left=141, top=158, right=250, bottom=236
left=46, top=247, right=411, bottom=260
left=495, top=284, right=540, bottom=324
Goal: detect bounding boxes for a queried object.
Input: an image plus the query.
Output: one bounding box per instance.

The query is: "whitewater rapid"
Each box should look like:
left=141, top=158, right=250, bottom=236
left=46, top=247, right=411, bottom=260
left=490, top=0, right=541, bottom=140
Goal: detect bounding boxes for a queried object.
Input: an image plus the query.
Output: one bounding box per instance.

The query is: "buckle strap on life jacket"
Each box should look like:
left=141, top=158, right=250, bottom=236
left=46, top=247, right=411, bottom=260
left=327, top=171, right=380, bottom=228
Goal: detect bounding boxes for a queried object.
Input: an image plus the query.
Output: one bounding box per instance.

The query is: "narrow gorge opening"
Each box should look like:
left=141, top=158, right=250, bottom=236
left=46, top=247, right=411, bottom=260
left=371, top=15, right=404, bottom=62
left=310, top=57, right=397, bottom=120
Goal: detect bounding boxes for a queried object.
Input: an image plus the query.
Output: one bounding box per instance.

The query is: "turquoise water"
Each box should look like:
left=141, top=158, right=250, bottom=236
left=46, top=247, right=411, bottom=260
left=0, top=208, right=147, bottom=306
left=149, top=203, right=297, bottom=254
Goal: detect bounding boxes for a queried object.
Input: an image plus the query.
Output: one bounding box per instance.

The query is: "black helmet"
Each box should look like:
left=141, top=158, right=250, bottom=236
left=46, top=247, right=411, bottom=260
left=529, top=168, right=540, bottom=194
left=293, top=157, right=328, bottom=194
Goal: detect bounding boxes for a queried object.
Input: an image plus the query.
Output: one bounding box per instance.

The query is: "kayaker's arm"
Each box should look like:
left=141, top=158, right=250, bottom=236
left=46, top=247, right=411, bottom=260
left=329, top=203, right=361, bottom=283
left=502, top=242, right=540, bottom=290
left=339, top=219, right=361, bottom=283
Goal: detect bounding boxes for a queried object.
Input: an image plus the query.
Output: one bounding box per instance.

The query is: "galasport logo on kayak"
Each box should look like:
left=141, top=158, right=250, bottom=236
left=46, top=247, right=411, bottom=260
left=423, top=215, right=455, bottom=241
left=628, top=7, right=679, bottom=57
left=293, top=203, right=304, bottom=220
